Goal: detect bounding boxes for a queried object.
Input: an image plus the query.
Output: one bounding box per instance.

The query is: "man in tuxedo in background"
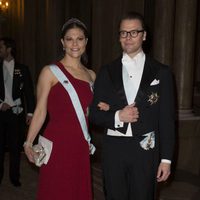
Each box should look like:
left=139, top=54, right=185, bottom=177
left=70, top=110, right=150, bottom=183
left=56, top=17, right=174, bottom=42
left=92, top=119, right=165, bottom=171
left=89, top=11, right=175, bottom=200
left=0, top=37, right=35, bottom=187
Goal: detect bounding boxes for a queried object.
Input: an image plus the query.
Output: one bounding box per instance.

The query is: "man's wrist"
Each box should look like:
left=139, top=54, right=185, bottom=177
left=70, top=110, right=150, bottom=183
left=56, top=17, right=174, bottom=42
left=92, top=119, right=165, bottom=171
left=115, top=110, right=124, bottom=128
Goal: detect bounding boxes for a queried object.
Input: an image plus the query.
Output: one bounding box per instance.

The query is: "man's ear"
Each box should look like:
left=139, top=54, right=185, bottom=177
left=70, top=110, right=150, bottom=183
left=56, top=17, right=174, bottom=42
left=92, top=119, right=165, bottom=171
left=143, top=31, right=147, bottom=41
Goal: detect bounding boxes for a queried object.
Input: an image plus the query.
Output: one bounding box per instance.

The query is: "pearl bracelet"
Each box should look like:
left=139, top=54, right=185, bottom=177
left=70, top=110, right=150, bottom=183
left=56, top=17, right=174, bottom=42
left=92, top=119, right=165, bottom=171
left=23, top=141, right=33, bottom=148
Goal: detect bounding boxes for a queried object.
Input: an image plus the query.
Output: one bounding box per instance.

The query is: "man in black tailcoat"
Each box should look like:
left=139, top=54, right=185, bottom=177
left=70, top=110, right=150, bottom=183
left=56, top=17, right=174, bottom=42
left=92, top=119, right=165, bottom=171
left=0, top=37, right=35, bottom=187
left=89, top=12, right=175, bottom=200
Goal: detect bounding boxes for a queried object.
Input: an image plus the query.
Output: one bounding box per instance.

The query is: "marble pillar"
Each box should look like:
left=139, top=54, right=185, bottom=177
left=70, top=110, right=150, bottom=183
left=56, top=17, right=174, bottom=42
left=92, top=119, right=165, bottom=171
left=153, top=0, right=175, bottom=66
left=195, top=3, right=200, bottom=90
left=173, top=0, right=198, bottom=118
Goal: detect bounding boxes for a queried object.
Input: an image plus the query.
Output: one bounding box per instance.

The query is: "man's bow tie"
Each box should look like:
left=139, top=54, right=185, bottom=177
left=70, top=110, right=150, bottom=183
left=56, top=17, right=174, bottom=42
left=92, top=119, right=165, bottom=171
left=122, top=56, right=136, bottom=65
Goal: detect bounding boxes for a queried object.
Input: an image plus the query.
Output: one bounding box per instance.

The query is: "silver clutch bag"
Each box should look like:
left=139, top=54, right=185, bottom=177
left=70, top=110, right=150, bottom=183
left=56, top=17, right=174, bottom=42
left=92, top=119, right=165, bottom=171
left=32, top=144, right=46, bottom=167
left=32, top=135, right=53, bottom=167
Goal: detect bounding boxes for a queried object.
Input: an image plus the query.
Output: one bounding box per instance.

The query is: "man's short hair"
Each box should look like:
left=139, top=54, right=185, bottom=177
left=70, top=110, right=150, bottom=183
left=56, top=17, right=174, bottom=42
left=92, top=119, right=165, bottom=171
left=0, top=37, right=16, bottom=58
left=119, top=11, right=146, bottom=30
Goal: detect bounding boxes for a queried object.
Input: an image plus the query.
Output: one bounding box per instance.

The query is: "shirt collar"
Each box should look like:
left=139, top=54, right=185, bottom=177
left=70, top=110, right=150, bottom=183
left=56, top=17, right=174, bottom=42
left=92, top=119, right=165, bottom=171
left=122, top=51, right=144, bottom=63
left=3, top=59, right=15, bottom=67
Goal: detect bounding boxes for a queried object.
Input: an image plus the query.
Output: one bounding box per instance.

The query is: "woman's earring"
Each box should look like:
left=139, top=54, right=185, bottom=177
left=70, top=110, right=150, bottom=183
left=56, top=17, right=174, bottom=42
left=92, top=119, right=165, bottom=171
left=63, top=47, right=65, bottom=51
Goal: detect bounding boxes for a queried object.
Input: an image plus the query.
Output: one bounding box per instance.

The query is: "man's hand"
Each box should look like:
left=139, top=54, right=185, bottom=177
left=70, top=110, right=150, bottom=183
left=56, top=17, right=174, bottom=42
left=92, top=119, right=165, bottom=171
left=157, top=162, right=171, bottom=182
left=0, top=103, right=11, bottom=111
left=119, top=104, right=139, bottom=123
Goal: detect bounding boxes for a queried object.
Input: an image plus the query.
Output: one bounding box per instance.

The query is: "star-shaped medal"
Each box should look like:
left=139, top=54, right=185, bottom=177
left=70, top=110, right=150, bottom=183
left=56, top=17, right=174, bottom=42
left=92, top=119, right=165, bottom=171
left=148, top=92, right=159, bottom=105
left=14, top=69, right=22, bottom=76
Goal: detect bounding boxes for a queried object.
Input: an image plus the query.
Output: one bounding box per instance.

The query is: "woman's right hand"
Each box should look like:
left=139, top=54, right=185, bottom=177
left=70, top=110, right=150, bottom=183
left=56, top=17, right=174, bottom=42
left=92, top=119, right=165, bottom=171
left=24, top=145, right=35, bottom=163
left=98, top=102, right=110, bottom=111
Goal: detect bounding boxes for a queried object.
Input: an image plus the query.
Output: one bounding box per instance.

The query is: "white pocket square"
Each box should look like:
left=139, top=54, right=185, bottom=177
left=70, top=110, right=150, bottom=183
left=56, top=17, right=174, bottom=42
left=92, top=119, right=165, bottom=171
left=150, top=79, right=160, bottom=86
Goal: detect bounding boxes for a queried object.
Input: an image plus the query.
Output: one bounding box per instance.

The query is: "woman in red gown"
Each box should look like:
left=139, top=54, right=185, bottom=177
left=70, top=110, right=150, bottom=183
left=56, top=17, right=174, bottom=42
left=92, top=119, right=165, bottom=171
left=24, top=18, right=95, bottom=200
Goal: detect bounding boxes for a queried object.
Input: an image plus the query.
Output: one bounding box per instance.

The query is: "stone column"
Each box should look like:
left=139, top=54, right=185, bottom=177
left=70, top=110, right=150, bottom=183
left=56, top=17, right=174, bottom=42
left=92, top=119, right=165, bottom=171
left=23, top=0, right=36, bottom=80
left=10, top=0, right=25, bottom=63
left=173, top=0, right=198, bottom=118
left=193, top=3, right=200, bottom=117
left=153, top=0, right=175, bottom=66
left=195, top=2, right=200, bottom=91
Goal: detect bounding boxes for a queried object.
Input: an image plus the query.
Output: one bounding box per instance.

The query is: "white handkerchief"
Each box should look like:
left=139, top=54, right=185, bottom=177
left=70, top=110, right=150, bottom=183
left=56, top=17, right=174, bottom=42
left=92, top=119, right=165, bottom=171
left=38, top=135, right=53, bottom=164
left=150, top=79, right=160, bottom=86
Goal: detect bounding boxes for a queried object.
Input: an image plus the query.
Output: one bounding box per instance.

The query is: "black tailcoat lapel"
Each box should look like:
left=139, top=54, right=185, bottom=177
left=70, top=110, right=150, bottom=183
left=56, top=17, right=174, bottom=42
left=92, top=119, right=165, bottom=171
left=12, top=64, right=21, bottom=98
left=107, top=57, right=128, bottom=106
left=0, top=62, right=5, bottom=101
left=107, top=55, right=160, bottom=108
left=135, top=55, right=160, bottom=107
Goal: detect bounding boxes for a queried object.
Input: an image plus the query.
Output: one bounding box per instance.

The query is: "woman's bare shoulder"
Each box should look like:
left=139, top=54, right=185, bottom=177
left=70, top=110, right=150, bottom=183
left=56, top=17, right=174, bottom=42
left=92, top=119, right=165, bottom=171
left=38, top=65, right=57, bottom=84
left=87, top=68, right=96, bottom=82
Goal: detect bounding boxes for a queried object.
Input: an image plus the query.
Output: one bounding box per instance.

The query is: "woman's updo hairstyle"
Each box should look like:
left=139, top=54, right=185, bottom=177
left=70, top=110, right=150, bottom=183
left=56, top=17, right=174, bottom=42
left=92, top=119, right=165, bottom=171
left=61, top=18, right=88, bottom=39
left=61, top=18, right=89, bottom=66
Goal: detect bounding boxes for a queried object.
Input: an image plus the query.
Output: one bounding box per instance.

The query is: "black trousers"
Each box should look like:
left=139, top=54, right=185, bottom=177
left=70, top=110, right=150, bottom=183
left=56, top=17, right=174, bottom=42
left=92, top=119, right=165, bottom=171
left=0, top=109, right=22, bottom=182
left=102, top=135, right=158, bottom=200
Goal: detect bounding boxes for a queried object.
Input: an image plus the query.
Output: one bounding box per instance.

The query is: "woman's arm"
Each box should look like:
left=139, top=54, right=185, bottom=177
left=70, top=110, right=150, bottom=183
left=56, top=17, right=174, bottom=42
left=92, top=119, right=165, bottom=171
left=24, top=66, right=56, bottom=163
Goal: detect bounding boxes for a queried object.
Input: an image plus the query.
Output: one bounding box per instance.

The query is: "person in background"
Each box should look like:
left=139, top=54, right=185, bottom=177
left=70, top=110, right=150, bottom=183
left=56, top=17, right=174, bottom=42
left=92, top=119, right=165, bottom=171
left=0, top=37, right=35, bottom=187
left=89, top=11, right=175, bottom=200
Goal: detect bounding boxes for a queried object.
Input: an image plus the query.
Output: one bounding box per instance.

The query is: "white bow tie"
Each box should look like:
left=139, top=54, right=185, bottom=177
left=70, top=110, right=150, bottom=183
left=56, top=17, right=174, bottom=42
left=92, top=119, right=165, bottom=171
left=122, top=56, right=136, bottom=67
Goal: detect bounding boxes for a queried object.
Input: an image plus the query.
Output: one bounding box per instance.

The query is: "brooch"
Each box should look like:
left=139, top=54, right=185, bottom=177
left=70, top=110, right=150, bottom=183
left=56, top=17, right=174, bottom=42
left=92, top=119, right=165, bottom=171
left=14, top=69, right=22, bottom=77
left=19, top=82, right=24, bottom=90
left=63, top=80, right=68, bottom=84
left=148, top=92, right=159, bottom=105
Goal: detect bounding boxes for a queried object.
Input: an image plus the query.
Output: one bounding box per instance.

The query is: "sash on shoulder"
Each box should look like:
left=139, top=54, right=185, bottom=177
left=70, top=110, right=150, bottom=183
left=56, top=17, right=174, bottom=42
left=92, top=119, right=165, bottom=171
left=49, top=65, right=96, bottom=155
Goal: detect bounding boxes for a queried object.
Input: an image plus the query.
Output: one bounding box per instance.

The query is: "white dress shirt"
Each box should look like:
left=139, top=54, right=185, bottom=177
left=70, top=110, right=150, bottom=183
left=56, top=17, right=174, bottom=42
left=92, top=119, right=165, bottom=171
left=107, top=51, right=145, bottom=137
left=2, top=59, right=15, bottom=106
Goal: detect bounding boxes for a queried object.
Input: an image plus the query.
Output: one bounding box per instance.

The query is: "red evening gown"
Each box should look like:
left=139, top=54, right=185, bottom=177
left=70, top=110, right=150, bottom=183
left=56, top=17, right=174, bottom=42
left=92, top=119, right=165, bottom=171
left=37, top=62, right=93, bottom=200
